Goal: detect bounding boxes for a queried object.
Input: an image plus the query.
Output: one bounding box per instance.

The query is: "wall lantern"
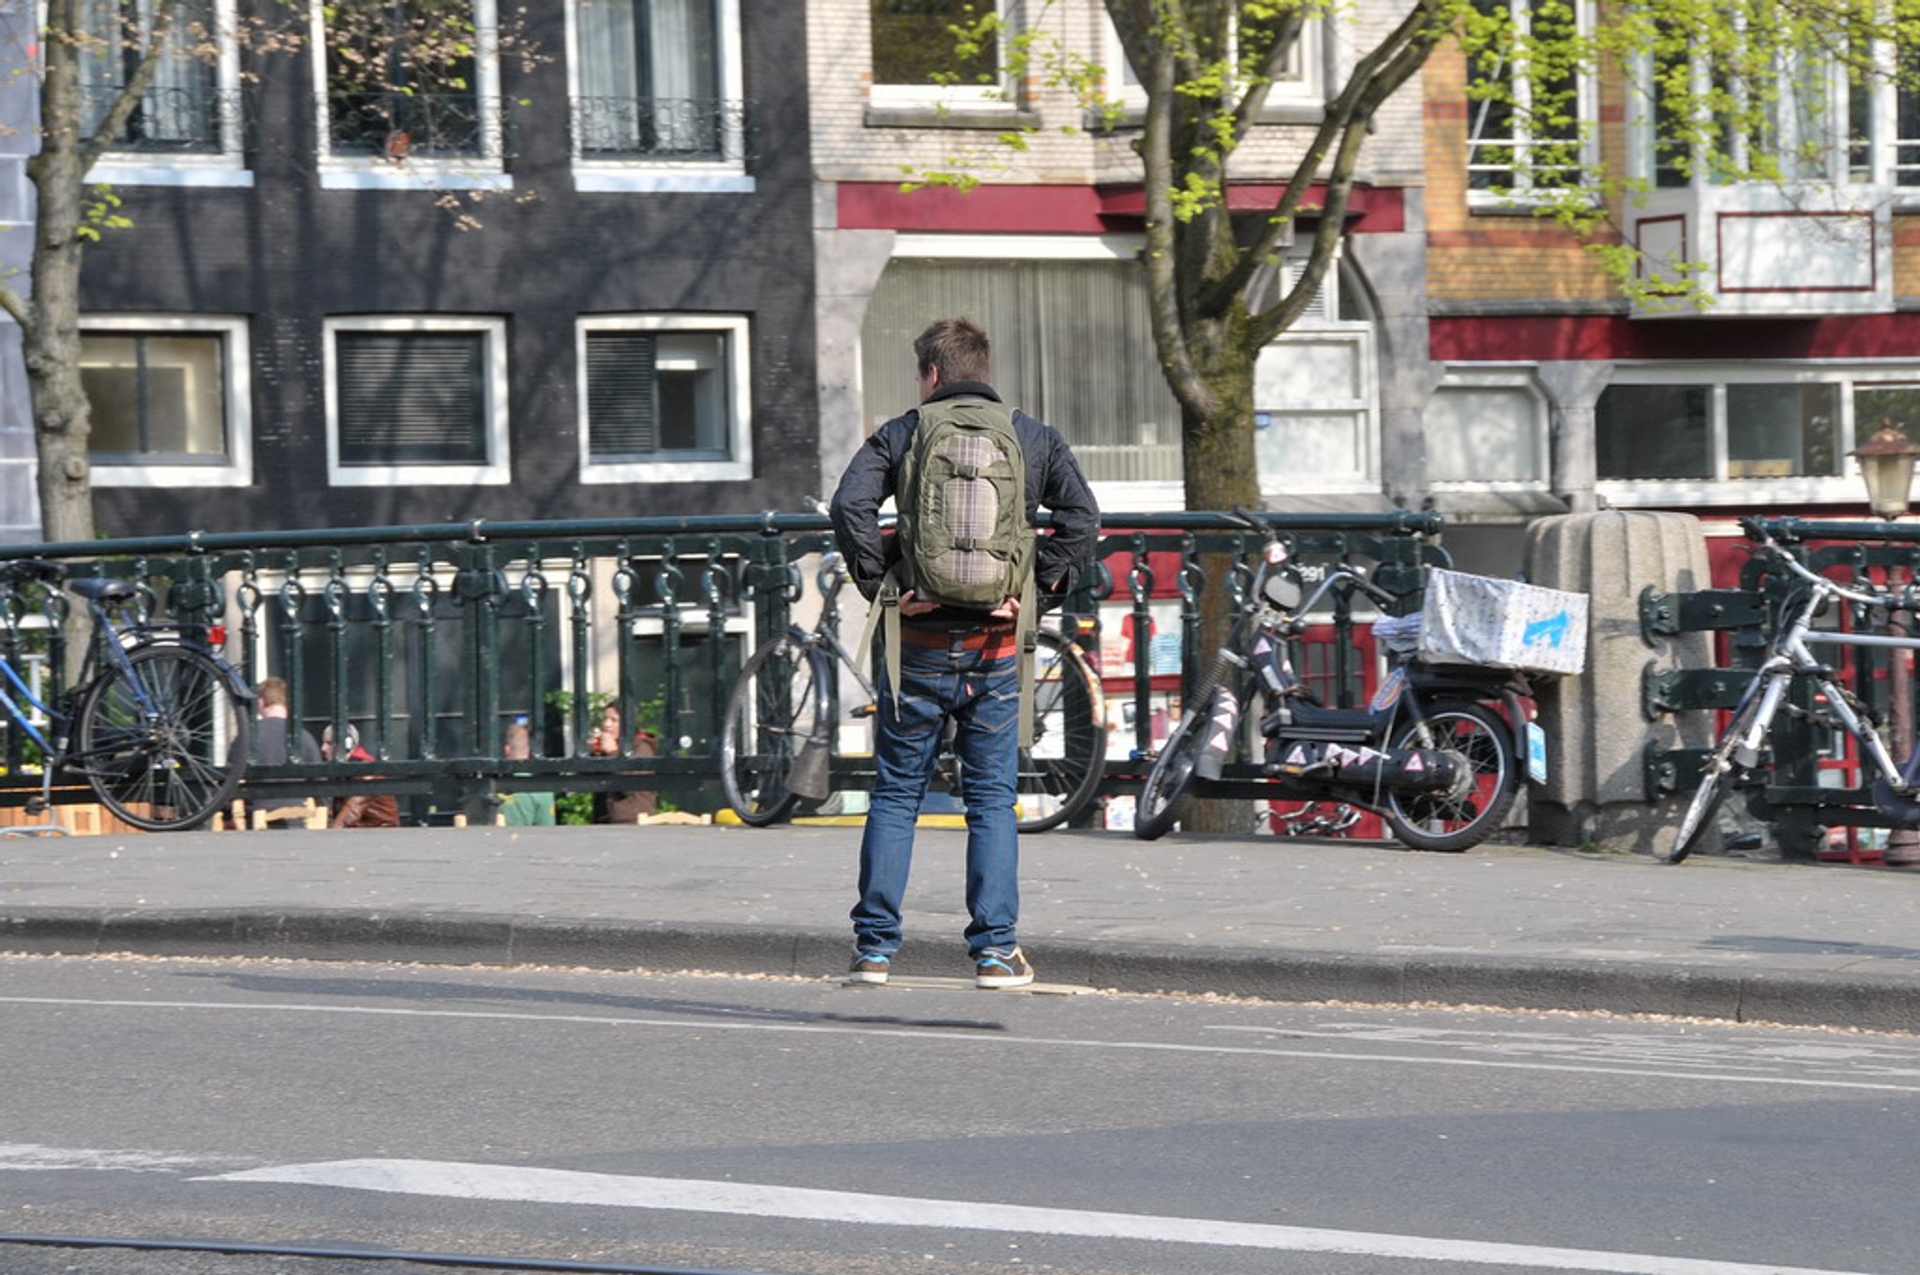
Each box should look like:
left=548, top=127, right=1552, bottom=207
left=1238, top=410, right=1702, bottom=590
left=1852, top=422, right=1920, bottom=520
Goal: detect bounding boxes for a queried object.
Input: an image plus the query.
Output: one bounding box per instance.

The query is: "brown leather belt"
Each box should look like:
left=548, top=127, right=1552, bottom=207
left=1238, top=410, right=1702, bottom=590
left=898, top=624, right=1019, bottom=657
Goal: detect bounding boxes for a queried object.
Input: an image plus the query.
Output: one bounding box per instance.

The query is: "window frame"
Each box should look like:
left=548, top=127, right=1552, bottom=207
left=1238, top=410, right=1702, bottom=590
left=1594, top=361, right=1919, bottom=508
left=1465, top=0, right=1599, bottom=210
left=563, top=0, right=752, bottom=193
left=323, top=315, right=511, bottom=487
left=867, top=0, right=1016, bottom=114
left=576, top=313, right=753, bottom=485
left=84, top=314, right=253, bottom=488
left=1426, top=369, right=1552, bottom=490
left=308, top=0, right=512, bottom=192
left=1100, top=10, right=1328, bottom=125
left=85, top=0, right=251, bottom=188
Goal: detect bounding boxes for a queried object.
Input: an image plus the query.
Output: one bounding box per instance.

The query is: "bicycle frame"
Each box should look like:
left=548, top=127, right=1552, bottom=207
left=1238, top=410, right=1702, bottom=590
left=1726, top=564, right=1920, bottom=797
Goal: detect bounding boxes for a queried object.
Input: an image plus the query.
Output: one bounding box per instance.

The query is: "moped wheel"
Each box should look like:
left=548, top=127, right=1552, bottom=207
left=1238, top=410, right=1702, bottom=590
left=76, top=644, right=251, bottom=832
left=1384, top=700, right=1517, bottom=853
left=719, top=638, right=826, bottom=827
left=1133, top=700, right=1211, bottom=841
left=1015, top=629, right=1106, bottom=833
left=1667, top=687, right=1770, bottom=864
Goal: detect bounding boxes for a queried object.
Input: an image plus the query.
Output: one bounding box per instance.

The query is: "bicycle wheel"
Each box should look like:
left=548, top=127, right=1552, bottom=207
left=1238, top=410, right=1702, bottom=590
left=1132, top=691, right=1216, bottom=841
left=719, top=636, right=828, bottom=827
left=75, top=643, right=252, bottom=832
left=1667, top=682, right=1773, bottom=864
left=1383, top=700, right=1518, bottom=852
left=1015, top=629, right=1106, bottom=833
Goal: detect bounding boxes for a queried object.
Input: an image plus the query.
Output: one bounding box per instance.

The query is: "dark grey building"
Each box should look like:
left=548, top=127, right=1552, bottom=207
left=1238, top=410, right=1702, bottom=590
left=43, top=0, right=813, bottom=538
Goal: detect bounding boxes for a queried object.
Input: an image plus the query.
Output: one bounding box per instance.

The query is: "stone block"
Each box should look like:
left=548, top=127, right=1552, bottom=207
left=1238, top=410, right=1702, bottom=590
left=1524, top=510, right=1716, bottom=856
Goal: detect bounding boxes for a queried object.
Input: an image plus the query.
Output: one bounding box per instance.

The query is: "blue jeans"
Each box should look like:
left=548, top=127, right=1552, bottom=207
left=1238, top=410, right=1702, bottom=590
left=852, top=637, right=1021, bottom=957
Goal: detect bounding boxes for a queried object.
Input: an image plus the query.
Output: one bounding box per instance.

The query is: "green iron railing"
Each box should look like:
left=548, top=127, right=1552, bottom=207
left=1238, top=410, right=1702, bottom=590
left=0, top=509, right=1449, bottom=824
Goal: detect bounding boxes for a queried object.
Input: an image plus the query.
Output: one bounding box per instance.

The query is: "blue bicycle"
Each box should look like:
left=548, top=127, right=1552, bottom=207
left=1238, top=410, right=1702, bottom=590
left=0, top=560, right=252, bottom=832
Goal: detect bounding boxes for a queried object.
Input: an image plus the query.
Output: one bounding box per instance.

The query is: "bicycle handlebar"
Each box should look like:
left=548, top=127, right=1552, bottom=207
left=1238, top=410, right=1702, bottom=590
left=1744, top=524, right=1912, bottom=610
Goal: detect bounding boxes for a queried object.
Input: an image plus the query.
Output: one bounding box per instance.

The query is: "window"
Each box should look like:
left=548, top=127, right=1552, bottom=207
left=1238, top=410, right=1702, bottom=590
left=869, top=0, right=1010, bottom=111
left=312, top=0, right=509, bottom=188
left=577, top=315, right=752, bottom=484
left=862, top=244, right=1182, bottom=503
left=81, top=0, right=248, bottom=184
left=1428, top=373, right=1550, bottom=485
left=566, top=0, right=751, bottom=191
left=573, top=0, right=727, bottom=157
left=1851, top=40, right=1920, bottom=188
left=83, top=316, right=252, bottom=488
left=325, top=317, right=509, bottom=486
left=1591, top=366, right=1920, bottom=507
left=1102, top=9, right=1325, bottom=121
left=1252, top=254, right=1378, bottom=493
left=1466, top=0, right=1594, bottom=201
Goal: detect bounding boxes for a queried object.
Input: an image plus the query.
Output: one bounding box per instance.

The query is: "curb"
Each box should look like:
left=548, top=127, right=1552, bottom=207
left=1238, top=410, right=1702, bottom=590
left=6, top=907, right=1916, bottom=1032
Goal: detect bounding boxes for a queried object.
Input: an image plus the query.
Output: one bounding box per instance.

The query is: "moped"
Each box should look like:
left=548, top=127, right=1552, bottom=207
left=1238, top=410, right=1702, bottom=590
left=1133, top=509, right=1532, bottom=851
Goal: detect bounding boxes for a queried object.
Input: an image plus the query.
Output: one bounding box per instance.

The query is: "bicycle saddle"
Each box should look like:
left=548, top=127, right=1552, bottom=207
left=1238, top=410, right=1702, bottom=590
left=65, top=578, right=141, bottom=603
left=2, top=558, right=65, bottom=584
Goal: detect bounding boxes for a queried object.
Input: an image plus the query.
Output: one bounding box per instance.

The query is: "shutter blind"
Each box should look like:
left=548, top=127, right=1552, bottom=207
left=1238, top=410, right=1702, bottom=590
left=337, top=332, right=487, bottom=464
left=587, top=331, right=659, bottom=460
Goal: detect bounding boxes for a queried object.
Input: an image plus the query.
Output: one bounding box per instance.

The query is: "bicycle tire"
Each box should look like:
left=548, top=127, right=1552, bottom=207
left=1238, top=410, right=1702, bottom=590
left=1132, top=689, right=1216, bottom=841
left=1015, top=629, right=1107, bottom=833
left=719, top=636, right=827, bottom=827
left=1667, top=682, right=1773, bottom=864
left=75, top=643, right=251, bottom=832
left=1383, top=699, right=1518, bottom=853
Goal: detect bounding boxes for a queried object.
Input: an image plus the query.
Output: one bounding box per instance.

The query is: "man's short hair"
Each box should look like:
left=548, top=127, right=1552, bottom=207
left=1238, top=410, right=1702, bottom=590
left=914, top=317, right=991, bottom=385
left=256, top=676, right=289, bottom=710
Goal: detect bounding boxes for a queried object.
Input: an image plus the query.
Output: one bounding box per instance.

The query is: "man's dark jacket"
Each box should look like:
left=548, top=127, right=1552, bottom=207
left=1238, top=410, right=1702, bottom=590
left=829, top=381, right=1100, bottom=622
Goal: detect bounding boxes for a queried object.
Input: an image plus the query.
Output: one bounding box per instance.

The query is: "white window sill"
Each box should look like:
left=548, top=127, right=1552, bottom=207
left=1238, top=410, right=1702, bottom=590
left=94, top=463, right=252, bottom=488
left=88, top=158, right=254, bottom=188
left=572, top=166, right=755, bottom=194
left=330, top=465, right=512, bottom=487
left=864, top=103, right=1038, bottom=130
left=318, top=161, right=513, bottom=192
left=582, top=459, right=752, bottom=485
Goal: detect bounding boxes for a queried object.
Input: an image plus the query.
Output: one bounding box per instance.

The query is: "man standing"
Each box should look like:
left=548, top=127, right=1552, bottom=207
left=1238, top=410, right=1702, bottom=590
left=829, top=317, right=1098, bottom=989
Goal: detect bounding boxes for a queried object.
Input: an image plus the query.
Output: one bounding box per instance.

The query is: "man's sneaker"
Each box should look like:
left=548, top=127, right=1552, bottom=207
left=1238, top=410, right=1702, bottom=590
left=848, top=951, right=891, bottom=984
left=974, top=947, right=1034, bottom=989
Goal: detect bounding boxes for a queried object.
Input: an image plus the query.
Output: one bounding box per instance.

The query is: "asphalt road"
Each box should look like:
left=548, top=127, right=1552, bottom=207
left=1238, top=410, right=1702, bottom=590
left=4, top=953, right=1917, bottom=1275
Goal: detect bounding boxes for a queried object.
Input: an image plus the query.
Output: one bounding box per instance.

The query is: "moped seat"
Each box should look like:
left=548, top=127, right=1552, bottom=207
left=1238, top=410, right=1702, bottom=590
left=1280, top=699, right=1378, bottom=742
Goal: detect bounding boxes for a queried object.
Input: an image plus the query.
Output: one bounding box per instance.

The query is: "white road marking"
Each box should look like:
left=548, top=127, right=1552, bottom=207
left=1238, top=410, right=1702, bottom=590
left=3, top=993, right=1918, bottom=1092
left=0, top=1143, right=250, bottom=1173
left=203, top=1157, right=1883, bottom=1275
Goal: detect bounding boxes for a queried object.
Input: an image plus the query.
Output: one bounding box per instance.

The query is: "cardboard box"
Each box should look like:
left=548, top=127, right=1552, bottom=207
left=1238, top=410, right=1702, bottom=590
left=1417, top=569, right=1589, bottom=676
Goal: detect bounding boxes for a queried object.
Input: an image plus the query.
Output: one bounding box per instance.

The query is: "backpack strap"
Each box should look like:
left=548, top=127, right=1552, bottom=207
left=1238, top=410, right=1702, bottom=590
left=856, top=569, right=905, bottom=716
left=1015, top=566, right=1038, bottom=749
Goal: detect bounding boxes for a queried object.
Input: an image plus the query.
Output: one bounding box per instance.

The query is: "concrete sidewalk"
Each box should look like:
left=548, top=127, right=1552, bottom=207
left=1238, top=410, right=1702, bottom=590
left=3, top=822, right=1919, bottom=1030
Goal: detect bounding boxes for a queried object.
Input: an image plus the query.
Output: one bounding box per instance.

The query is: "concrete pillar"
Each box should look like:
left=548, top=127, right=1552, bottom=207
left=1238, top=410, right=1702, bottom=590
left=1524, top=509, right=1716, bottom=856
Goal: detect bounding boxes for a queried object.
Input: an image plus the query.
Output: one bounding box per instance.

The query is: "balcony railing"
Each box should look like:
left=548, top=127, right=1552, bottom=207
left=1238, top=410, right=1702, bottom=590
left=325, top=92, right=515, bottom=161
left=572, top=96, right=753, bottom=163
left=85, top=82, right=245, bottom=154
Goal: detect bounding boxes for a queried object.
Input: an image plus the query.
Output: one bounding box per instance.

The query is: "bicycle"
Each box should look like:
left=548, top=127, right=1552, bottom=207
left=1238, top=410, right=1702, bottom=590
left=719, top=550, right=1107, bottom=833
left=0, top=559, right=253, bottom=832
left=1668, top=518, right=1920, bottom=863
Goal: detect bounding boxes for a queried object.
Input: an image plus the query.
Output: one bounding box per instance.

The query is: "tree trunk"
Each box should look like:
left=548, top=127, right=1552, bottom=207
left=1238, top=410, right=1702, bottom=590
left=24, top=6, right=98, bottom=550
left=1179, top=322, right=1262, bottom=835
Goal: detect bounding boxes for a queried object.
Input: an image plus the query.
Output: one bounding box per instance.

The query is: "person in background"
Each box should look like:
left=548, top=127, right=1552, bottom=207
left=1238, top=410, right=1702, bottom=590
left=498, top=719, right=555, bottom=826
left=588, top=701, right=660, bottom=824
left=320, top=723, right=400, bottom=829
left=251, top=677, right=321, bottom=827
